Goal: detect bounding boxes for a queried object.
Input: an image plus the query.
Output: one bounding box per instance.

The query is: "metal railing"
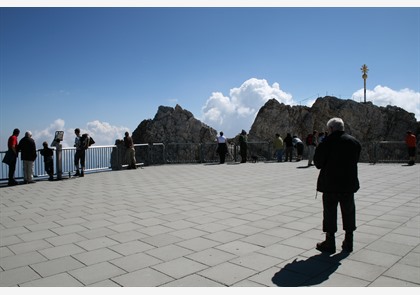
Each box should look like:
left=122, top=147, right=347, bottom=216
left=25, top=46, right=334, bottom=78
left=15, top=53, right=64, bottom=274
left=1, top=141, right=417, bottom=181
left=367, top=141, right=412, bottom=164
left=1, top=145, right=118, bottom=181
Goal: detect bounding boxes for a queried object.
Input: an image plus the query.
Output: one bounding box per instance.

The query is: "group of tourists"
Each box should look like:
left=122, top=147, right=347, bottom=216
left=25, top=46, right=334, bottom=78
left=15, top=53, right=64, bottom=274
left=3, top=128, right=49, bottom=186
left=216, top=129, right=324, bottom=166
left=3, top=128, right=98, bottom=186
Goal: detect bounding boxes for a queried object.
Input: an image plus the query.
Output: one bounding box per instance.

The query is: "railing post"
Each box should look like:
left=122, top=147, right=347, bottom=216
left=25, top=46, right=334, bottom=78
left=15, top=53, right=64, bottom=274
left=55, top=143, right=63, bottom=180
left=234, top=144, right=238, bottom=162
left=111, top=141, right=123, bottom=170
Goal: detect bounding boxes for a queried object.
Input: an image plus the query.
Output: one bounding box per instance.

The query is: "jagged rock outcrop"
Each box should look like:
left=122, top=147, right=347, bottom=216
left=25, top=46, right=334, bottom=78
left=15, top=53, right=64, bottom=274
left=132, top=104, right=216, bottom=144
left=249, top=96, right=418, bottom=142
left=249, top=96, right=419, bottom=161
left=131, top=104, right=218, bottom=164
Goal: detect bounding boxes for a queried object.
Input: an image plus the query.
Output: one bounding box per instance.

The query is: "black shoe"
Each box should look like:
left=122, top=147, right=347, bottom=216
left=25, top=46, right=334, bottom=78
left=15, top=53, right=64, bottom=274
left=316, top=233, right=336, bottom=254
left=316, top=241, right=336, bottom=254
left=8, top=181, right=17, bottom=186
left=73, top=172, right=80, bottom=177
left=342, top=240, right=353, bottom=252
left=80, top=171, right=84, bottom=177
left=342, top=232, right=353, bottom=252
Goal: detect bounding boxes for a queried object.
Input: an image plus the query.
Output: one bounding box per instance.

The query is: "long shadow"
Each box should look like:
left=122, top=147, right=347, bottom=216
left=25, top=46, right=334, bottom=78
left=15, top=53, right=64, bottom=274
left=297, top=165, right=313, bottom=169
left=271, top=251, right=349, bottom=287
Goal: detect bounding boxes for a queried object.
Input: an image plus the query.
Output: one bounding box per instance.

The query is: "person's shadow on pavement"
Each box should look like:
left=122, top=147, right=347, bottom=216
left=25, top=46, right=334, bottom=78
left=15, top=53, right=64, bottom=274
left=271, top=251, right=350, bottom=286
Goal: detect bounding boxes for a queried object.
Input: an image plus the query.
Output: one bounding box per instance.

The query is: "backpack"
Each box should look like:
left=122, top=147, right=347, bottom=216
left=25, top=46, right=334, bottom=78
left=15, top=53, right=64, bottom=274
left=306, top=134, right=313, bottom=146
left=80, top=133, right=95, bottom=149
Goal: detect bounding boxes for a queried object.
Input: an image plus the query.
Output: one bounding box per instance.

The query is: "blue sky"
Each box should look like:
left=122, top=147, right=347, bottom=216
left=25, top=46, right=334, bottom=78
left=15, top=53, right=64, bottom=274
left=1, top=6, right=419, bottom=149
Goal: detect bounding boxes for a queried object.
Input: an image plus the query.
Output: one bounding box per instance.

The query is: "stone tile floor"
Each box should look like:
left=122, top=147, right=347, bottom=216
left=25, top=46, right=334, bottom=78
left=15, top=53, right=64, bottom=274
left=0, top=162, right=419, bottom=287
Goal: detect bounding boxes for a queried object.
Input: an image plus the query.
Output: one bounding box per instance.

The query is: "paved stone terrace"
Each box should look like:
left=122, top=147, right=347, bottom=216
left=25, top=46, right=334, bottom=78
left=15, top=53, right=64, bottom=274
left=0, top=162, right=419, bottom=287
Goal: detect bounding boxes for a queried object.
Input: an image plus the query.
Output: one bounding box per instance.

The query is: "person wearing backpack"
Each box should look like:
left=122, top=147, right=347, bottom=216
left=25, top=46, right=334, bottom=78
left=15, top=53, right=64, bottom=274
left=73, top=128, right=85, bottom=177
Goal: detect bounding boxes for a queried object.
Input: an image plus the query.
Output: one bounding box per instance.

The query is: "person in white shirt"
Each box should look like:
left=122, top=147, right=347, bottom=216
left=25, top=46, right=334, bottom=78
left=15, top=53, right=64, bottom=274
left=216, top=131, right=228, bottom=164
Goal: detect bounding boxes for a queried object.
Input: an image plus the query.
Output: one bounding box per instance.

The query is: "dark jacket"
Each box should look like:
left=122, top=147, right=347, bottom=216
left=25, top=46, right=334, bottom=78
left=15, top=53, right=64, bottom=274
left=40, top=147, right=54, bottom=162
left=284, top=134, right=293, bottom=147
left=314, top=131, right=361, bottom=193
left=18, top=136, right=37, bottom=161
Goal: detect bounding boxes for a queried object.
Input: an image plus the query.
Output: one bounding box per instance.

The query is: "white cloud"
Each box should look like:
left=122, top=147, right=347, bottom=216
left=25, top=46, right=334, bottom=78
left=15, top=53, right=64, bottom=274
left=33, top=119, right=129, bottom=149
left=352, top=85, right=420, bottom=120
left=84, top=120, right=129, bottom=146
left=32, top=119, right=66, bottom=148
left=201, top=79, right=419, bottom=139
left=201, top=78, right=294, bottom=137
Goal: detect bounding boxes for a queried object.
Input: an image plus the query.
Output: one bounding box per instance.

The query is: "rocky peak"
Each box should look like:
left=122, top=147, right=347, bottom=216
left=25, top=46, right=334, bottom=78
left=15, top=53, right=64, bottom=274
left=250, top=96, right=418, bottom=142
left=132, top=104, right=217, bottom=144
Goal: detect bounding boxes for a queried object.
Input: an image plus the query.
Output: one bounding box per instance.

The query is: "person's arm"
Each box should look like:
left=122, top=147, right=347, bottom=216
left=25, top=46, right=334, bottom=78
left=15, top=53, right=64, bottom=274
left=314, top=142, right=326, bottom=169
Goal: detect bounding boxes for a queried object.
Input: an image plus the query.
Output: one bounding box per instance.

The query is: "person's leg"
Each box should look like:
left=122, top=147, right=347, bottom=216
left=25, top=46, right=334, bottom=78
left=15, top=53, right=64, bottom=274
left=131, top=148, right=137, bottom=168
left=220, top=151, right=225, bottom=164
left=28, top=161, right=34, bottom=182
left=74, top=151, right=80, bottom=176
left=307, top=146, right=314, bottom=165
left=339, top=193, right=356, bottom=252
left=316, top=193, right=338, bottom=253
left=23, top=160, right=29, bottom=183
left=8, top=159, right=17, bottom=185
left=80, top=151, right=85, bottom=176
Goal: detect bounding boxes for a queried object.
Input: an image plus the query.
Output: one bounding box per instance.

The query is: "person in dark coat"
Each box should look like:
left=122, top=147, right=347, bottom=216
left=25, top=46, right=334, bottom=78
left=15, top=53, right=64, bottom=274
left=314, top=117, right=361, bottom=253
left=124, top=131, right=136, bottom=169
left=284, top=133, right=293, bottom=162
left=18, top=131, right=37, bottom=184
left=239, top=130, right=248, bottom=163
left=40, top=141, right=54, bottom=180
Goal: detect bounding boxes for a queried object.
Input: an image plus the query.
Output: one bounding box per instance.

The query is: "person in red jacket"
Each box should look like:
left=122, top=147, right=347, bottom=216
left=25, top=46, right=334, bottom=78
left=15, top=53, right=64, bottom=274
left=6, top=128, right=20, bottom=186
left=405, top=131, right=417, bottom=166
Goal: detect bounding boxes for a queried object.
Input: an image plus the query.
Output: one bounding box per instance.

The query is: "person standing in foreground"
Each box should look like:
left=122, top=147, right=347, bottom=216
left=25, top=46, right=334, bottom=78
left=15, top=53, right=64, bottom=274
left=405, top=131, right=417, bottom=166
left=73, top=128, right=85, bottom=177
left=124, top=131, right=137, bottom=169
left=314, top=117, right=361, bottom=253
left=18, top=131, right=37, bottom=184
left=6, top=128, right=20, bottom=186
left=216, top=131, right=228, bottom=164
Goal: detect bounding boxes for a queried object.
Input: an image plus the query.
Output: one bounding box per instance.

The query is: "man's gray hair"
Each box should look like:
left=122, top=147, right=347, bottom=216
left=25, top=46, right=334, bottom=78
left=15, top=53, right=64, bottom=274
left=25, top=131, right=32, bottom=137
left=327, top=117, right=345, bottom=132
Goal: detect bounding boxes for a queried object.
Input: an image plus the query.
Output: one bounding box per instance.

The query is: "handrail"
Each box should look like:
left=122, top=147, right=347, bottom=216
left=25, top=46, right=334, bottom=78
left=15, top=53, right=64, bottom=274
left=1, top=140, right=417, bottom=181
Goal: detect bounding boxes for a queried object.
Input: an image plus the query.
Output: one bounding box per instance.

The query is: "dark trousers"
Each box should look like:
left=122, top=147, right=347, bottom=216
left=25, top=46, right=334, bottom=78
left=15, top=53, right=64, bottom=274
left=45, top=159, right=54, bottom=177
left=285, top=146, right=293, bottom=161
left=218, top=143, right=227, bottom=163
left=322, top=192, right=356, bottom=233
left=8, top=159, right=17, bottom=181
left=74, top=150, right=86, bottom=168
left=240, top=146, right=247, bottom=163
